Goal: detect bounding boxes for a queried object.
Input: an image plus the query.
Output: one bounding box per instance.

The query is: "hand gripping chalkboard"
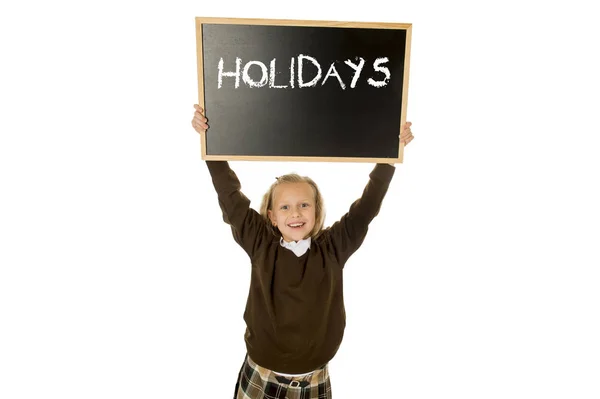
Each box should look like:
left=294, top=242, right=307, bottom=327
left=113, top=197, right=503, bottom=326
left=195, top=17, right=412, bottom=163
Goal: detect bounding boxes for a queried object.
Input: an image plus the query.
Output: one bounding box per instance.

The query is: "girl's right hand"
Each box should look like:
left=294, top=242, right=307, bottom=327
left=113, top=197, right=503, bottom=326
left=191, top=104, right=209, bottom=134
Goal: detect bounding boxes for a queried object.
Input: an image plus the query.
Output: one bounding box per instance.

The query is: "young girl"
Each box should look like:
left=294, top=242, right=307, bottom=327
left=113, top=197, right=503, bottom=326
left=192, top=104, right=413, bottom=399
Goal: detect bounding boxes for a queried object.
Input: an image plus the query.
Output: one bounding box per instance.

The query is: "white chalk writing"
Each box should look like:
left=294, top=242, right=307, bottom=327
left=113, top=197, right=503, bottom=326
left=217, top=55, right=391, bottom=90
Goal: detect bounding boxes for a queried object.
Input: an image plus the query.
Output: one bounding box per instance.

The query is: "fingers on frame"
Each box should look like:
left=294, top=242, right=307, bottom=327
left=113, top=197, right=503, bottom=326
left=191, top=119, right=207, bottom=132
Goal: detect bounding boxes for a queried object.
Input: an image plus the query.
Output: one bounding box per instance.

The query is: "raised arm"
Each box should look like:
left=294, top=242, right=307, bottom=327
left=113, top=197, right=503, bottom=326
left=326, top=163, right=395, bottom=266
left=326, top=121, right=414, bottom=265
left=204, top=161, right=268, bottom=256
left=193, top=105, right=268, bottom=257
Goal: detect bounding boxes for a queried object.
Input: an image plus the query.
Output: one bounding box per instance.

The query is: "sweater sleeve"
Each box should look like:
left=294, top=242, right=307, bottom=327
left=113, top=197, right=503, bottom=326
left=326, top=163, right=395, bottom=266
left=205, top=160, right=268, bottom=258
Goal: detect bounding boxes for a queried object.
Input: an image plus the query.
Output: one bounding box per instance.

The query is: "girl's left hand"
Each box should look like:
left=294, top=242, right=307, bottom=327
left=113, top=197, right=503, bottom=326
left=401, top=122, right=414, bottom=146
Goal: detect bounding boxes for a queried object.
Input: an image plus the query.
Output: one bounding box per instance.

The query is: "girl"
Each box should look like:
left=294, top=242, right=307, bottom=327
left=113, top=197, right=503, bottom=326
left=192, top=104, right=413, bottom=399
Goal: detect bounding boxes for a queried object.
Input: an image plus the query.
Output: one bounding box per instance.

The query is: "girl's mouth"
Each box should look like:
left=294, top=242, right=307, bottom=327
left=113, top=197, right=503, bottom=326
left=288, top=222, right=305, bottom=229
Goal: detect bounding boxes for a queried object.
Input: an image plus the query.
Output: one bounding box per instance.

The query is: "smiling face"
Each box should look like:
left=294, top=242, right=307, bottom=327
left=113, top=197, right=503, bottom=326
left=268, top=182, right=316, bottom=242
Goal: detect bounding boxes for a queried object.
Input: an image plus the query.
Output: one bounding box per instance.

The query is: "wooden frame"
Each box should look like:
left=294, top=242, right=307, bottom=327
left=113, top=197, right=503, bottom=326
left=195, top=17, right=412, bottom=163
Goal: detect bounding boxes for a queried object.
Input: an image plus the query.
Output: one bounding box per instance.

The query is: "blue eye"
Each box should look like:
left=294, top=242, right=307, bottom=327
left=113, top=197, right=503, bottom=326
left=302, top=203, right=310, bottom=208
left=280, top=205, right=288, bottom=210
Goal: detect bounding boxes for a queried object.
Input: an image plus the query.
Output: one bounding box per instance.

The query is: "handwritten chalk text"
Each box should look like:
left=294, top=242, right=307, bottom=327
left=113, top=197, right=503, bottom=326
left=217, top=55, right=391, bottom=89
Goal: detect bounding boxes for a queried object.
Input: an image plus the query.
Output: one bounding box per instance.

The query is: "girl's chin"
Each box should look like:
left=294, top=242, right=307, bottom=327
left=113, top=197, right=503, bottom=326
left=283, top=231, right=309, bottom=242
left=284, top=236, right=303, bottom=242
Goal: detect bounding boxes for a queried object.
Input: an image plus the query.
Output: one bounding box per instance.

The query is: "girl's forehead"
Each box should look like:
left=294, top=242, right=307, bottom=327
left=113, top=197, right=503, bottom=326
left=273, top=182, right=314, bottom=201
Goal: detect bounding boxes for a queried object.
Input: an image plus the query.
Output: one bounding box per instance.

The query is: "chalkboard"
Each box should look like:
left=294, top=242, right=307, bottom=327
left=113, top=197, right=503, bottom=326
left=195, top=17, right=412, bottom=163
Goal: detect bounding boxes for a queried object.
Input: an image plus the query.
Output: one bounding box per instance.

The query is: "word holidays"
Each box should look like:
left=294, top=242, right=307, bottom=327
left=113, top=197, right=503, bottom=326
left=217, top=55, right=390, bottom=90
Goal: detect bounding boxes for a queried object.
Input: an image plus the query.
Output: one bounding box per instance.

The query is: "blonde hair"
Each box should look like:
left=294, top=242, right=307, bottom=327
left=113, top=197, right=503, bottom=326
left=259, top=173, right=326, bottom=240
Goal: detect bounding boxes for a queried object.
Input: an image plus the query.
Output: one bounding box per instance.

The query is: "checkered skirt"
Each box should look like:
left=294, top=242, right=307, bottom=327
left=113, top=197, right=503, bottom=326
left=234, top=354, right=332, bottom=399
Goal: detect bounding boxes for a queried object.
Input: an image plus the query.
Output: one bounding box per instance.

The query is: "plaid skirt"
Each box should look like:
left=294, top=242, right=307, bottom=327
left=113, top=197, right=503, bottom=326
left=233, top=354, right=332, bottom=399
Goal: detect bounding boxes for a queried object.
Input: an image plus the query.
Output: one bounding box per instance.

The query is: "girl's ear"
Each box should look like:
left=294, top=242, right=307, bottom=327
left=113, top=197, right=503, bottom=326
left=268, top=210, right=275, bottom=225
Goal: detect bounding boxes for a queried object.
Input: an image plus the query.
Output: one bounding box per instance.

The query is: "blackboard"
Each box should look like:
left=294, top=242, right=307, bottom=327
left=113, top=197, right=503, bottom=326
left=195, top=17, right=411, bottom=163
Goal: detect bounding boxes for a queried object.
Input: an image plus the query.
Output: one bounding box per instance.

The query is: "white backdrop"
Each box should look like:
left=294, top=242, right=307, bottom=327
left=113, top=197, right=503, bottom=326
left=1, top=1, right=599, bottom=398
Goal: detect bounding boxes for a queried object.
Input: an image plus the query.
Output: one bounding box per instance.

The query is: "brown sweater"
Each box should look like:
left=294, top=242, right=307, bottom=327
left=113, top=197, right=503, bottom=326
left=205, top=161, right=395, bottom=373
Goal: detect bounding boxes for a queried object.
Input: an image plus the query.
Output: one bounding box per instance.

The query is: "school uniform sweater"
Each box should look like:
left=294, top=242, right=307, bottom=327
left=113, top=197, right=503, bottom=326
left=205, top=161, right=395, bottom=374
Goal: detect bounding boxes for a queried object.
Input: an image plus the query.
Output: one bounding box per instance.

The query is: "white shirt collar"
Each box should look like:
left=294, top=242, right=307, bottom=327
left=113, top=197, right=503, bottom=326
left=279, top=237, right=311, bottom=257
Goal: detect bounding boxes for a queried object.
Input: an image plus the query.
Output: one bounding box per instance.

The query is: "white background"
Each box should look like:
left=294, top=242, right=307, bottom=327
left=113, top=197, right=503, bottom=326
left=1, top=0, right=599, bottom=398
